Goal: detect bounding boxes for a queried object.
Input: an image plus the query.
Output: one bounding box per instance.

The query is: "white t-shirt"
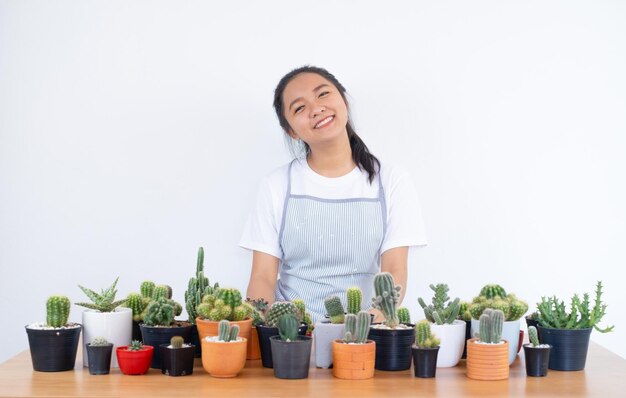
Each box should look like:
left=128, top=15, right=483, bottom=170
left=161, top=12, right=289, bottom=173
left=239, top=158, right=427, bottom=258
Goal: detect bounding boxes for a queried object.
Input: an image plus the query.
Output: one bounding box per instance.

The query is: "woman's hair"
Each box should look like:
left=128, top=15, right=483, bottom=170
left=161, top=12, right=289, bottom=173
left=273, top=65, right=380, bottom=183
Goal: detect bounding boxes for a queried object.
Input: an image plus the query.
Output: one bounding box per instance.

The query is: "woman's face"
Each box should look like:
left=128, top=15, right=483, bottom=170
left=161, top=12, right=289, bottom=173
left=282, top=72, right=349, bottom=148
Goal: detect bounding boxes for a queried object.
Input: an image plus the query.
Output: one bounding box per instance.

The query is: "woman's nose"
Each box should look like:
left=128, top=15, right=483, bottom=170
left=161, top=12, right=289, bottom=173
left=310, top=105, right=326, bottom=117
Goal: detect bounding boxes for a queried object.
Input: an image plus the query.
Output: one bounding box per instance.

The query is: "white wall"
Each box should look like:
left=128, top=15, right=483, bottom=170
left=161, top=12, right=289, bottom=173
left=1, top=0, right=624, bottom=363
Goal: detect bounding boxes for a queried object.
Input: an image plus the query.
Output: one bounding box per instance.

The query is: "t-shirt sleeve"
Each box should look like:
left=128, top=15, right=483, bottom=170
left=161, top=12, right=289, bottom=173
left=380, top=166, right=428, bottom=254
left=239, top=176, right=283, bottom=259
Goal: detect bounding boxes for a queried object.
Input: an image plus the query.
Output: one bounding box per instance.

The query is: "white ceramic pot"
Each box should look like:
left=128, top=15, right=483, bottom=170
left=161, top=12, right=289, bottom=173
left=471, top=318, right=520, bottom=365
left=313, top=321, right=345, bottom=368
left=82, top=307, right=132, bottom=368
left=430, top=320, right=466, bottom=367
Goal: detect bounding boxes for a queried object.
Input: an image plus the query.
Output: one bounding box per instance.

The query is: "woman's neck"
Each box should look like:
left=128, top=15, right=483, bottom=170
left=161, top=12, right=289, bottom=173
left=306, top=135, right=356, bottom=178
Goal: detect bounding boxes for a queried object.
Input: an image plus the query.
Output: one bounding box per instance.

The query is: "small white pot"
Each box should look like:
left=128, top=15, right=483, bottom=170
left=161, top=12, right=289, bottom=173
left=471, top=318, right=520, bottom=365
left=430, top=320, right=466, bottom=367
left=313, top=321, right=345, bottom=368
left=82, top=307, right=132, bottom=368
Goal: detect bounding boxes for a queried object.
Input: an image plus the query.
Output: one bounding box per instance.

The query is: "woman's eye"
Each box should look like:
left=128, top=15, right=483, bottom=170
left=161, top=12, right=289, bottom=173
left=319, top=91, right=330, bottom=98
left=294, top=105, right=304, bottom=114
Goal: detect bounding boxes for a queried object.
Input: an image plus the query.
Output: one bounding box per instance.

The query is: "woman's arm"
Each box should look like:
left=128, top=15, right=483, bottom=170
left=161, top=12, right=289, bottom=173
left=369, top=246, right=409, bottom=322
left=246, top=251, right=279, bottom=305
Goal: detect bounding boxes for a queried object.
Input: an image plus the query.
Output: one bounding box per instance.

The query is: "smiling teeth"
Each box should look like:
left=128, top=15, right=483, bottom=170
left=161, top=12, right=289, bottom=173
left=315, top=116, right=334, bottom=128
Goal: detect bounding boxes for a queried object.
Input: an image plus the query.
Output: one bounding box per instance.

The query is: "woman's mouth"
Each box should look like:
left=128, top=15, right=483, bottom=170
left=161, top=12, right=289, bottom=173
left=314, top=115, right=334, bottom=129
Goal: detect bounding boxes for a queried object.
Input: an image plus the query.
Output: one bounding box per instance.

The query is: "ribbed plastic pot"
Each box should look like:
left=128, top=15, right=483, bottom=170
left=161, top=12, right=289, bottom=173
left=332, top=339, right=376, bottom=380
left=538, top=326, right=591, bottom=371
left=367, top=324, right=415, bottom=371
left=270, top=336, right=312, bottom=379
left=86, top=344, right=113, bottom=375
left=466, top=338, right=509, bottom=380
left=26, top=324, right=82, bottom=372
left=159, top=344, right=195, bottom=376
left=256, top=324, right=308, bottom=368
left=139, top=323, right=193, bottom=369
left=523, top=344, right=551, bottom=377
left=412, top=346, right=439, bottom=378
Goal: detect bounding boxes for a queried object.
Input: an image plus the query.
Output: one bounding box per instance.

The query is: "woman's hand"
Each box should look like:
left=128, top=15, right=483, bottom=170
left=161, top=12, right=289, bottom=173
left=246, top=251, right=279, bottom=305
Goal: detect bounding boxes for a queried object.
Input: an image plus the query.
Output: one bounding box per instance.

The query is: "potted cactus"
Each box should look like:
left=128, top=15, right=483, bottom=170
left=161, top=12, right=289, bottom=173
left=468, top=284, right=528, bottom=365
left=195, top=287, right=253, bottom=348
left=25, top=295, right=82, bottom=372
left=523, top=326, right=551, bottom=377
left=201, top=320, right=247, bottom=377
left=368, top=272, right=415, bottom=371
left=256, top=300, right=308, bottom=368
left=159, top=335, right=195, bottom=376
left=418, top=283, right=465, bottom=367
left=139, top=286, right=192, bottom=369
left=76, top=277, right=131, bottom=369
left=412, top=320, right=441, bottom=378
left=536, top=281, right=613, bottom=371
left=332, top=311, right=375, bottom=380
left=466, top=309, right=509, bottom=380
left=86, top=336, right=113, bottom=375
left=116, top=340, right=154, bottom=375
left=270, top=314, right=313, bottom=379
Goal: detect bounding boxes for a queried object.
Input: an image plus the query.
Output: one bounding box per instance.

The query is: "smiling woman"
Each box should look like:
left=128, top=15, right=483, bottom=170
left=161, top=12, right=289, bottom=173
left=239, top=66, right=428, bottom=323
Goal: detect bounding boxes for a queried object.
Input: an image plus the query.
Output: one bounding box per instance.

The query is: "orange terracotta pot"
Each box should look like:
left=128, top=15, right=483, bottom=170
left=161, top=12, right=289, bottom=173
left=466, top=338, right=509, bottom=381
left=201, top=337, right=247, bottom=378
left=247, top=326, right=261, bottom=360
left=196, top=317, right=253, bottom=350
left=332, top=340, right=376, bottom=380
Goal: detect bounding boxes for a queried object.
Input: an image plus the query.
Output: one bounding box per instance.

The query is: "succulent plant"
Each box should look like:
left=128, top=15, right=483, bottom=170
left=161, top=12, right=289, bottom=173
left=278, top=314, right=299, bottom=342
left=217, top=320, right=240, bottom=342
left=397, top=307, right=411, bottom=324
left=90, top=336, right=110, bottom=346
left=170, top=335, right=184, bottom=349
left=246, top=297, right=269, bottom=315
left=185, top=247, right=220, bottom=325
left=347, top=287, right=362, bottom=315
left=528, top=326, right=540, bottom=347
left=371, top=272, right=401, bottom=328
left=265, top=301, right=299, bottom=327
left=458, top=301, right=472, bottom=321
left=76, top=277, right=127, bottom=312
left=343, top=311, right=371, bottom=344
left=418, top=283, right=461, bottom=325
left=124, top=292, right=145, bottom=322
left=196, top=287, right=248, bottom=322
left=480, top=284, right=507, bottom=299
left=152, top=285, right=171, bottom=300
left=142, top=297, right=179, bottom=326
left=468, top=284, right=528, bottom=321
left=140, top=281, right=155, bottom=299
left=324, top=295, right=345, bottom=324
left=477, top=309, right=504, bottom=344
left=536, top=281, right=614, bottom=333
left=128, top=340, right=144, bottom=351
left=415, top=320, right=440, bottom=349
left=46, top=295, right=70, bottom=327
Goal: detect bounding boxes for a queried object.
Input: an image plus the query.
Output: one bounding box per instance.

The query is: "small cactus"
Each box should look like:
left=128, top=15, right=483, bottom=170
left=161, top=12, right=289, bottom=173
left=125, top=292, right=145, bottom=322
left=528, top=326, right=540, bottom=347
left=90, top=336, right=110, bottom=346
left=170, top=336, right=184, bottom=349
left=140, top=281, right=155, bottom=299
left=128, top=340, right=144, bottom=351
left=478, top=309, right=504, bottom=343
left=46, top=295, right=70, bottom=328
left=265, top=301, right=298, bottom=327
left=324, top=296, right=345, bottom=324
left=397, top=307, right=411, bottom=324
left=417, top=283, right=461, bottom=325
left=468, top=286, right=528, bottom=321
left=152, top=285, right=170, bottom=300
left=142, top=297, right=177, bottom=326
left=278, top=314, right=299, bottom=342
left=216, top=320, right=240, bottom=342
left=415, top=320, right=440, bottom=348
left=347, top=287, right=362, bottom=314
left=343, top=311, right=372, bottom=344
left=480, top=284, right=507, bottom=299
left=371, top=272, right=401, bottom=328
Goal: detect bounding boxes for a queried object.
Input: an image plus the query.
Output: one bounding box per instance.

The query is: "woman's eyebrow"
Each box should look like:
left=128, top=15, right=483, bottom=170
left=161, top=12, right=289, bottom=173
left=288, top=84, right=331, bottom=111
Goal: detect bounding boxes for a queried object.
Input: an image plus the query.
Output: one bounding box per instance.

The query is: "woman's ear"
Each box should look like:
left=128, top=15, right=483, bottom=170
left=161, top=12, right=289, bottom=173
left=287, top=129, right=300, bottom=140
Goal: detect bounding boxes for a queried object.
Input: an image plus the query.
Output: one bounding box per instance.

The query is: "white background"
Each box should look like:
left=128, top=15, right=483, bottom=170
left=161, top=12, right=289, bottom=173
left=1, top=0, right=624, bottom=364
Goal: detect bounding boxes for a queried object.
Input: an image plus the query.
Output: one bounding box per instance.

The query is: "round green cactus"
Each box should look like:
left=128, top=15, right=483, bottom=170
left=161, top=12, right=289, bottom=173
left=265, top=301, right=298, bottom=327
left=170, top=336, right=184, bottom=349
left=479, top=284, right=507, bottom=299
left=324, top=296, right=345, bottom=324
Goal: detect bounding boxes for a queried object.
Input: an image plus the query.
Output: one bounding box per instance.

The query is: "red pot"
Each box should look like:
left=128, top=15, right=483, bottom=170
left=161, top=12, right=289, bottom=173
left=116, top=345, right=154, bottom=375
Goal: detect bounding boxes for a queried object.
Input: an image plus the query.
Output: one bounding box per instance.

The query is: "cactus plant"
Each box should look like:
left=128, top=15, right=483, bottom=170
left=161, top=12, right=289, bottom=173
left=415, top=320, right=440, bottom=349
left=76, top=277, right=127, bottom=312
left=468, top=285, right=528, bottom=321
left=371, top=272, right=401, bottom=328
left=152, top=285, right=170, bottom=300
left=278, top=314, right=299, bottom=342
left=265, top=301, right=299, bottom=327
left=140, top=281, right=155, bottom=299
left=124, top=292, right=146, bottom=322
left=397, top=307, right=411, bottom=324
left=195, top=287, right=248, bottom=322
left=128, top=340, right=144, bottom=351
left=347, top=287, right=362, bottom=315
left=46, top=295, right=70, bottom=327
left=458, top=301, right=472, bottom=321
left=528, top=326, right=540, bottom=347
left=185, top=247, right=220, bottom=324
left=343, top=311, right=372, bottom=344
left=480, top=284, right=507, bottom=299
left=418, top=283, right=461, bottom=325
left=216, top=320, right=240, bottom=342
left=170, top=336, right=184, bottom=349
left=324, top=295, right=345, bottom=324
left=477, top=309, right=504, bottom=344
left=142, top=297, right=179, bottom=326
left=90, top=336, right=110, bottom=346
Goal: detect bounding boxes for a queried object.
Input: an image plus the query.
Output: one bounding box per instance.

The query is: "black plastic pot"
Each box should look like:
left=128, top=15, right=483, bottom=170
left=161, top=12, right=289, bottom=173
left=270, top=335, right=312, bottom=379
left=86, top=344, right=113, bottom=375
left=159, top=344, right=195, bottom=376
left=523, top=344, right=551, bottom=377
left=461, top=319, right=472, bottom=359
left=412, top=346, right=439, bottom=378
left=131, top=320, right=142, bottom=341
left=190, top=324, right=201, bottom=358
left=538, top=326, right=591, bottom=371
left=525, top=316, right=541, bottom=340
left=140, top=322, right=193, bottom=369
left=257, top=323, right=308, bottom=368
left=25, top=324, right=82, bottom=372
left=368, top=324, right=415, bottom=371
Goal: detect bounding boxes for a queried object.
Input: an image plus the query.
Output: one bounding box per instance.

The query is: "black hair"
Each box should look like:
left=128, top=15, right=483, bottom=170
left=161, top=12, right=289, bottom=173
left=273, top=65, right=380, bottom=183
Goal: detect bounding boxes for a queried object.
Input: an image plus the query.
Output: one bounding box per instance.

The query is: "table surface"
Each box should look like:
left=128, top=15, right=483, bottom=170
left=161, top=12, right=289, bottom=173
left=1, top=342, right=625, bottom=397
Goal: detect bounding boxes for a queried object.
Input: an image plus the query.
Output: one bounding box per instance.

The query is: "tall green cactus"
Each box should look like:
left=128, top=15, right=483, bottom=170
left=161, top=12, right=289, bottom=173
left=278, top=314, right=299, bottom=342
left=46, top=295, right=70, bottom=327
left=125, top=292, right=145, bottom=322
left=324, top=295, right=345, bottom=324
left=185, top=248, right=211, bottom=324
left=347, top=287, right=362, bottom=314
left=418, top=283, right=461, bottom=325
left=397, top=307, right=411, bottom=324
left=371, top=272, right=401, bottom=328
left=415, top=320, right=440, bottom=348
left=265, top=301, right=298, bottom=327
left=140, top=281, right=155, bottom=299
left=478, top=309, right=504, bottom=343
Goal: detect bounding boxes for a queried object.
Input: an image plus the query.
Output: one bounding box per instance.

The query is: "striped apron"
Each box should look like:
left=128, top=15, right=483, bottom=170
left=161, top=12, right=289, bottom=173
left=276, top=160, right=387, bottom=322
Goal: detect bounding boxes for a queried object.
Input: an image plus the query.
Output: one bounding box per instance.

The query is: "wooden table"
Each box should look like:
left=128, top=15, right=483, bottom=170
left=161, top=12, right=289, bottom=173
left=1, top=342, right=624, bottom=397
